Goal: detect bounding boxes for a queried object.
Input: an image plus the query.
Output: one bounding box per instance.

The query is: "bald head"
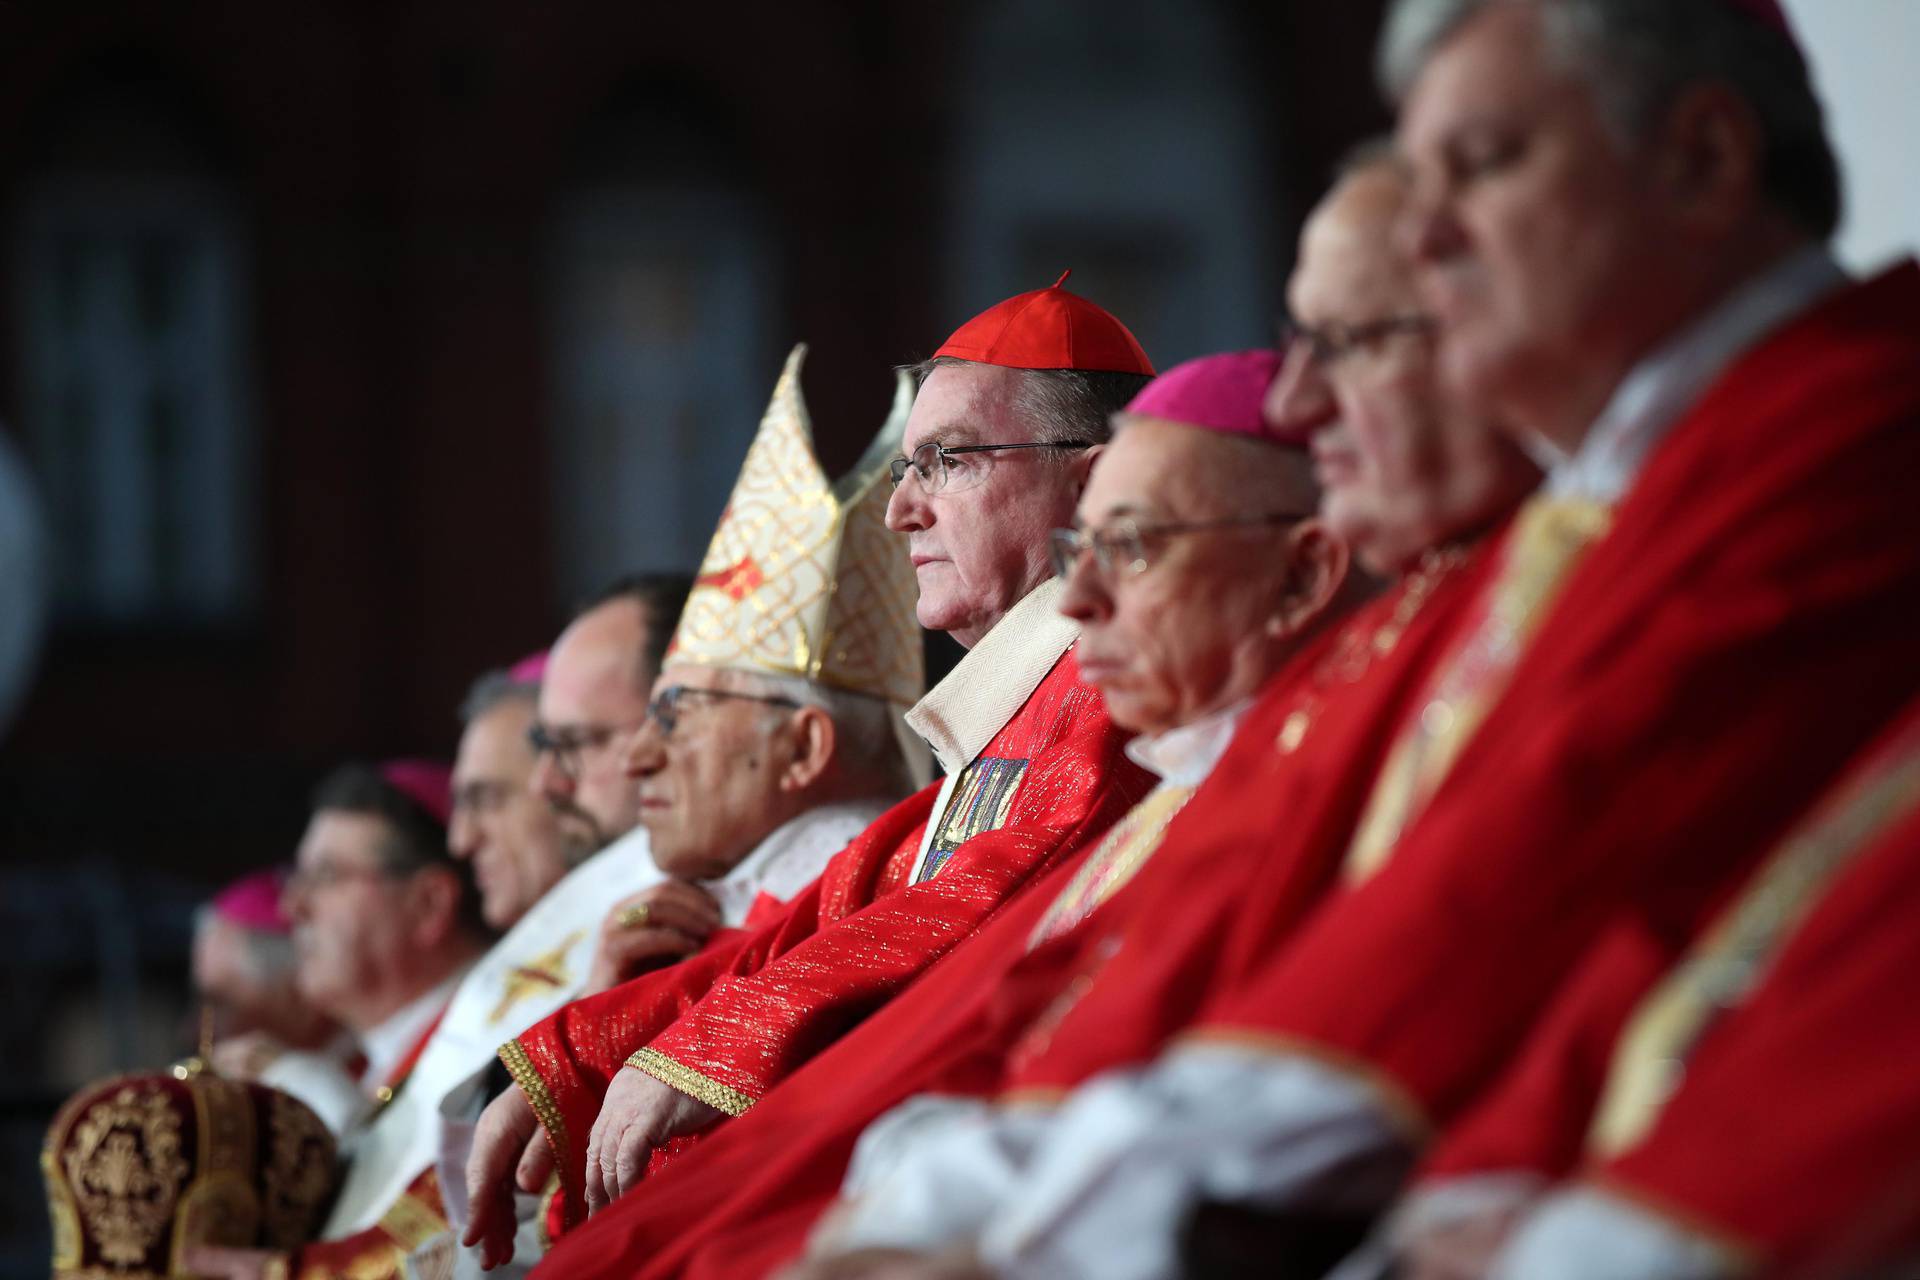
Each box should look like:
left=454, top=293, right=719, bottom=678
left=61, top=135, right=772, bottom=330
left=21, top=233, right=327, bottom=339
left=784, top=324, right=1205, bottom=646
left=1292, top=161, right=1420, bottom=334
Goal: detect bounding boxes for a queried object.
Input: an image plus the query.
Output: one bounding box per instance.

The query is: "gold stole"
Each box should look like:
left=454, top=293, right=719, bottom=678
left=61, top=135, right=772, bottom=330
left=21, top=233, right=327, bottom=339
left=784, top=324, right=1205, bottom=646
left=1588, top=736, right=1920, bottom=1157
left=1344, top=498, right=1613, bottom=883
left=1027, top=783, right=1199, bottom=949
left=292, top=1169, right=447, bottom=1280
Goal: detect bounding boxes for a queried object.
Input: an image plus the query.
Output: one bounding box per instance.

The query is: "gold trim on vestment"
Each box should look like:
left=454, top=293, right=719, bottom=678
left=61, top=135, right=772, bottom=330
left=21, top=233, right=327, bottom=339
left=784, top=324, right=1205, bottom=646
left=535, top=1173, right=561, bottom=1255
left=1027, top=783, right=1197, bottom=948
left=625, top=1048, right=757, bottom=1118
left=497, top=1041, right=571, bottom=1192
left=1345, top=499, right=1612, bottom=882
left=377, top=1177, right=451, bottom=1249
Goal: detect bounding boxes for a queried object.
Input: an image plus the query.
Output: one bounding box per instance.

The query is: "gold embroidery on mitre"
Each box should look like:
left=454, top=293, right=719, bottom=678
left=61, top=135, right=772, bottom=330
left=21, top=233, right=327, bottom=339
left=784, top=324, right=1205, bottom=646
left=171, top=1072, right=261, bottom=1272
left=1589, top=732, right=1920, bottom=1158
left=666, top=344, right=923, bottom=712
left=62, top=1084, right=192, bottom=1266
left=488, top=930, right=586, bottom=1025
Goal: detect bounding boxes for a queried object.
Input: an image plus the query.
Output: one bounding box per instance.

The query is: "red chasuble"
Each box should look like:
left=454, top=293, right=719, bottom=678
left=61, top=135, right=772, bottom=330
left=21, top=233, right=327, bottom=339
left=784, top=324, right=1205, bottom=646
left=526, top=544, right=1498, bottom=1280
left=1589, top=699, right=1920, bottom=1275
left=1410, top=918, right=1672, bottom=1191
left=1183, top=263, right=1920, bottom=1152
left=503, top=646, right=1150, bottom=1230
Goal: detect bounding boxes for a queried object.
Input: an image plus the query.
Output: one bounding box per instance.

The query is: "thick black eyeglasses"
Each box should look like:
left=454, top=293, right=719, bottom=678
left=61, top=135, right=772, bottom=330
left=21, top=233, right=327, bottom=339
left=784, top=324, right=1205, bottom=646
left=1048, top=512, right=1313, bottom=581
left=888, top=440, right=1092, bottom=494
left=646, top=685, right=801, bottom=738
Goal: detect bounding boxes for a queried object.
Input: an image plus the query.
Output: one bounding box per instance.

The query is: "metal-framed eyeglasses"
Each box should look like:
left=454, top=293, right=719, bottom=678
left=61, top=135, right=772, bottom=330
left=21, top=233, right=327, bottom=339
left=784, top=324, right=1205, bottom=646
left=1282, top=314, right=1436, bottom=368
left=526, top=721, right=637, bottom=781
left=1048, top=512, right=1313, bottom=582
left=646, top=685, right=802, bottom=739
left=889, top=440, right=1092, bottom=495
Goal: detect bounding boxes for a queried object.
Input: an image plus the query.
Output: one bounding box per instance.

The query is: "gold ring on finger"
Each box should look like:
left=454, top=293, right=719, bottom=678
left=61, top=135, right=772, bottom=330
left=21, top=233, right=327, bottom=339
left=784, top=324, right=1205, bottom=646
left=615, top=902, right=652, bottom=930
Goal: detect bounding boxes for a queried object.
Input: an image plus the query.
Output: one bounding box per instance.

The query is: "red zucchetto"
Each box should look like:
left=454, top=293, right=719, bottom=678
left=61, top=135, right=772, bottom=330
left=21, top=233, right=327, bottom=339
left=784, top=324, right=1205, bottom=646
left=934, top=270, right=1154, bottom=376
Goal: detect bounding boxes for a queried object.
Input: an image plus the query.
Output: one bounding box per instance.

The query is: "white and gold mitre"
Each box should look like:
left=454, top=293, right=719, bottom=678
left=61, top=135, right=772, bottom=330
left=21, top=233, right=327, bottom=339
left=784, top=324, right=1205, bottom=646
left=669, top=343, right=925, bottom=720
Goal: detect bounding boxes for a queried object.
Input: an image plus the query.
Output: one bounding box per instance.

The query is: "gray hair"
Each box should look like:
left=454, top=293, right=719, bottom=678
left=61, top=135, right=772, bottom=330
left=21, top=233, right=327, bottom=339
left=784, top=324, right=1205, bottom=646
left=722, top=669, right=917, bottom=800
left=905, top=355, right=1152, bottom=451
left=458, top=667, right=539, bottom=726
left=1377, top=0, right=1841, bottom=239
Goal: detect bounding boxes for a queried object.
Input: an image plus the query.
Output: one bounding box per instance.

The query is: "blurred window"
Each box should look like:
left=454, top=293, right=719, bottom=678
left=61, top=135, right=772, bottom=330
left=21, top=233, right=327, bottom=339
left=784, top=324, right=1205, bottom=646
left=8, top=81, right=255, bottom=628
left=950, top=0, right=1272, bottom=367
left=546, top=92, right=776, bottom=606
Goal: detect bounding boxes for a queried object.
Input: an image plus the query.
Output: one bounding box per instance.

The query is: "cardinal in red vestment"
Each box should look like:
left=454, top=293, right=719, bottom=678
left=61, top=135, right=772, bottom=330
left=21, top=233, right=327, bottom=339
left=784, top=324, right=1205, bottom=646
left=460, top=280, right=1162, bottom=1266
left=524, top=155, right=1539, bottom=1280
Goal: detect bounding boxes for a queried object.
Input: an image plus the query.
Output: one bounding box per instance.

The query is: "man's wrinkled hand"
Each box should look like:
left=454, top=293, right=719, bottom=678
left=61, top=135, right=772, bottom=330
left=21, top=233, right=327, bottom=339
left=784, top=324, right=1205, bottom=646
left=462, top=1086, right=550, bottom=1270
left=584, top=882, right=724, bottom=994
left=582, top=1065, right=723, bottom=1212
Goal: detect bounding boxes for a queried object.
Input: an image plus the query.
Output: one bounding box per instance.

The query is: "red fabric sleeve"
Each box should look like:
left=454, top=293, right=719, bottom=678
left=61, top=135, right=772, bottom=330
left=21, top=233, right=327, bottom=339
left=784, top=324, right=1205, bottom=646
left=1415, top=918, right=1672, bottom=1186
left=500, top=789, right=937, bottom=1215
left=638, top=673, right=1152, bottom=1110
left=1599, top=745, right=1920, bottom=1276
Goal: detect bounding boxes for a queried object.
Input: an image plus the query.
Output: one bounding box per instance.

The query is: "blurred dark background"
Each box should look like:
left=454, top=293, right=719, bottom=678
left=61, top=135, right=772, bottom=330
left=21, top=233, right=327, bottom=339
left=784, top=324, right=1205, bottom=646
left=0, top=1, right=1391, bottom=1269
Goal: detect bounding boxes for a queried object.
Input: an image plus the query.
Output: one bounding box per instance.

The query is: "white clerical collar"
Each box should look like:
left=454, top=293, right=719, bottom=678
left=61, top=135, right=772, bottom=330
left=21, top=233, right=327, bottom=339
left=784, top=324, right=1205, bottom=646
left=356, top=968, right=465, bottom=1093
left=1123, top=698, right=1253, bottom=788
left=906, top=577, right=1079, bottom=777
left=1543, top=245, right=1849, bottom=504
left=697, top=799, right=888, bottom=924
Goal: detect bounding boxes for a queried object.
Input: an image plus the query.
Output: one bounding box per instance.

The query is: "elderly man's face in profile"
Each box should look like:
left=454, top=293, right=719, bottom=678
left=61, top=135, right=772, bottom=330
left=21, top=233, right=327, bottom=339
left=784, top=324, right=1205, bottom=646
left=625, top=663, right=810, bottom=882
left=1395, top=4, right=1683, bottom=441
left=1268, top=163, right=1537, bottom=575
left=886, top=363, right=1092, bottom=650
left=1057, top=420, right=1327, bottom=737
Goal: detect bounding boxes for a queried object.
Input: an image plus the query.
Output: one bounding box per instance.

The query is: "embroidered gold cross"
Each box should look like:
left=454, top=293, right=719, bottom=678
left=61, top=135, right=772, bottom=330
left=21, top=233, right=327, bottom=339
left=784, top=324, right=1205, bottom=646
left=487, top=930, right=586, bottom=1024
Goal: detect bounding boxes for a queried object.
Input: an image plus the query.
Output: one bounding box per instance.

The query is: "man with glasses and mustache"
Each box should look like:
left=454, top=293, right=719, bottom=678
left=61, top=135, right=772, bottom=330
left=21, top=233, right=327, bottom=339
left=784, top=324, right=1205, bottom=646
left=462, top=285, right=1159, bottom=1270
